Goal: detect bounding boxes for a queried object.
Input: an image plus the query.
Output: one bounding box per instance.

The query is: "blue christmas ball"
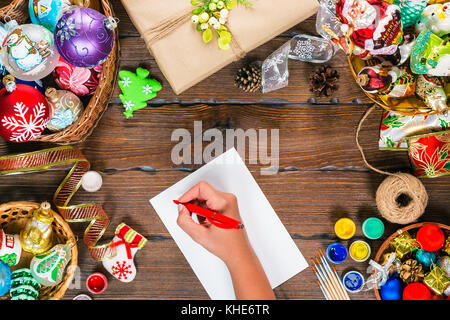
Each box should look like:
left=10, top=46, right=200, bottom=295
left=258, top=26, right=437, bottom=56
left=29, top=0, right=72, bottom=32
left=0, top=71, right=46, bottom=94
left=0, top=261, right=11, bottom=297
left=380, top=275, right=403, bottom=300
left=415, top=249, right=437, bottom=268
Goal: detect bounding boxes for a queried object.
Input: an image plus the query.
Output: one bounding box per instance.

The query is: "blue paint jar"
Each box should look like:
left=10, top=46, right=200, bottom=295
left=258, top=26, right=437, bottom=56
left=343, top=271, right=364, bottom=293
left=326, top=242, right=348, bottom=264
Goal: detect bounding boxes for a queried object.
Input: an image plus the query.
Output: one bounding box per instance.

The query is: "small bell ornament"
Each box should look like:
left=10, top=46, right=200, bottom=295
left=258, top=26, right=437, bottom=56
left=1, top=23, right=60, bottom=81
left=30, top=241, right=73, bottom=287
left=0, top=75, right=51, bottom=143
left=0, top=228, right=22, bottom=266
left=45, top=87, right=83, bottom=132
left=19, top=202, right=54, bottom=255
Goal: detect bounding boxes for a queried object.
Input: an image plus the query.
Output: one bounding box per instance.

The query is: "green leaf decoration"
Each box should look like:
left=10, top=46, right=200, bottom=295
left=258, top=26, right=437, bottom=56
left=225, top=0, right=236, bottom=9
left=386, top=137, right=395, bottom=148
left=203, top=28, right=213, bottom=43
left=440, top=118, right=449, bottom=130
left=383, top=115, right=404, bottom=128
left=192, top=7, right=204, bottom=15
left=218, top=37, right=230, bottom=50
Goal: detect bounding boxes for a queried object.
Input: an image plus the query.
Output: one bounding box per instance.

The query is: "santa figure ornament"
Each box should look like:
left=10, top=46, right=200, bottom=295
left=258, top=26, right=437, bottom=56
left=0, top=75, right=50, bottom=143
left=102, top=223, right=147, bottom=283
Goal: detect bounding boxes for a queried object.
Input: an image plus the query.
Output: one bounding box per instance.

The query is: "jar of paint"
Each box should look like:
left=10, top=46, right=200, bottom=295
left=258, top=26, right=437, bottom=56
left=349, top=240, right=371, bottom=262
left=343, top=271, right=364, bottom=293
left=362, top=217, right=385, bottom=240
left=86, top=272, right=108, bottom=294
left=326, top=242, right=348, bottom=264
left=334, top=218, right=356, bottom=240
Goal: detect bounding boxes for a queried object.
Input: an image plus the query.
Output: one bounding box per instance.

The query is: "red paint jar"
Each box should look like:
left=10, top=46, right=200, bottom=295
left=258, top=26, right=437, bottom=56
left=86, top=272, right=108, bottom=294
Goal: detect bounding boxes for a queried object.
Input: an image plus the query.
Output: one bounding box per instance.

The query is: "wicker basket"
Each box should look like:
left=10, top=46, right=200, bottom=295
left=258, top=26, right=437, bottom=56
left=0, top=0, right=120, bottom=145
left=348, top=55, right=440, bottom=117
left=0, top=201, right=78, bottom=300
left=373, top=222, right=450, bottom=300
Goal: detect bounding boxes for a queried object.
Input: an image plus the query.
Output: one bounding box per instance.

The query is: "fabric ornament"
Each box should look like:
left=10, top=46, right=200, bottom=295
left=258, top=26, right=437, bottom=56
left=29, top=0, right=72, bottom=32
left=118, top=67, right=162, bottom=118
left=424, top=265, right=450, bottom=295
left=0, top=228, right=22, bottom=266
left=0, top=76, right=50, bottom=143
left=407, top=131, right=450, bottom=178
left=0, top=261, right=11, bottom=297
left=30, top=242, right=72, bottom=287
left=45, top=87, right=83, bottom=132
left=10, top=268, right=40, bottom=300
left=102, top=223, right=147, bottom=283
left=379, top=110, right=450, bottom=151
left=54, top=7, right=117, bottom=68
left=1, top=23, right=60, bottom=81
left=53, top=57, right=103, bottom=96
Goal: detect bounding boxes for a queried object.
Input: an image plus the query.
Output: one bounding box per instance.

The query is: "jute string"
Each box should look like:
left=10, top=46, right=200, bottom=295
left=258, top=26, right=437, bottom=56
left=356, top=105, right=428, bottom=224
left=142, top=8, right=246, bottom=61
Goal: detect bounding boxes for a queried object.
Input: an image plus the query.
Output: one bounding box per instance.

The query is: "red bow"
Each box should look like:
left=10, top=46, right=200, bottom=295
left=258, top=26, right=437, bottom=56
left=110, top=233, right=140, bottom=260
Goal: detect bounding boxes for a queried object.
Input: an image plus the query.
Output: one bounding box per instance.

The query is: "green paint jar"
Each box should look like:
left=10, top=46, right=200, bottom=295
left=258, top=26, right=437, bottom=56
left=362, top=217, right=385, bottom=240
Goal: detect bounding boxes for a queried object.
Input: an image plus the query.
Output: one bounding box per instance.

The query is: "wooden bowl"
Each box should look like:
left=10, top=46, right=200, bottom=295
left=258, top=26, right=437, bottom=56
left=373, top=222, right=450, bottom=300
left=0, top=202, right=78, bottom=300
left=348, top=55, right=440, bottom=116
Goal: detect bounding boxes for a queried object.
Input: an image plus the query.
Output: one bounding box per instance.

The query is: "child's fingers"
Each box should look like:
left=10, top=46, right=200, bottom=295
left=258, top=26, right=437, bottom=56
left=176, top=204, right=208, bottom=243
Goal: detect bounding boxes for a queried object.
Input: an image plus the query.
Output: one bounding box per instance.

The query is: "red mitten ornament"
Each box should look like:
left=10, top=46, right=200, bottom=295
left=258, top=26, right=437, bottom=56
left=102, top=223, right=147, bottom=283
left=0, top=75, right=50, bottom=142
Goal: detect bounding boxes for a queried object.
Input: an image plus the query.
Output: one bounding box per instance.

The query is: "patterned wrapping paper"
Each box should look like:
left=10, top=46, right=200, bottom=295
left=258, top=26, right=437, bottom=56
left=379, top=110, right=450, bottom=150
left=407, top=131, right=450, bottom=178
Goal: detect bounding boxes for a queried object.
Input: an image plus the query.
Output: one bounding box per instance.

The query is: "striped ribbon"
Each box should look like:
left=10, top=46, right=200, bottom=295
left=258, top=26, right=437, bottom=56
left=0, top=146, right=116, bottom=261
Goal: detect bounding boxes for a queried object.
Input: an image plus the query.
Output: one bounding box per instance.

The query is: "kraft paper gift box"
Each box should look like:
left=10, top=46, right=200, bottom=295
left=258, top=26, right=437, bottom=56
left=120, top=0, right=320, bottom=94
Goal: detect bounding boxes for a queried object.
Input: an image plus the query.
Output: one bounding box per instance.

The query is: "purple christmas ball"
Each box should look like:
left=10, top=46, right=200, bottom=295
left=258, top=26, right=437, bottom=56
left=54, top=7, right=116, bottom=68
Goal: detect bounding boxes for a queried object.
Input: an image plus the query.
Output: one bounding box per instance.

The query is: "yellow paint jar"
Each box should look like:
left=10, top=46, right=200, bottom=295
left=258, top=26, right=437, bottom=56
left=334, top=218, right=356, bottom=240
left=349, top=240, right=371, bottom=262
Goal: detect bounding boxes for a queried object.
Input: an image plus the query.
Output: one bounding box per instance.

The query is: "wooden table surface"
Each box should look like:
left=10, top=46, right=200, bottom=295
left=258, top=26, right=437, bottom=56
left=1, top=0, right=449, bottom=300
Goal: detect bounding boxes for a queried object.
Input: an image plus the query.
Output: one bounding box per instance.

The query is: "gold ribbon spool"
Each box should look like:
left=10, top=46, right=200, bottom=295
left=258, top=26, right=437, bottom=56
left=0, top=146, right=117, bottom=261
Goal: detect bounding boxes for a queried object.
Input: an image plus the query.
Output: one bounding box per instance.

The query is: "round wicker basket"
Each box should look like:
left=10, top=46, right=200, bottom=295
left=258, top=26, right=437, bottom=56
left=373, top=222, right=450, bottom=300
left=0, top=201, right=78, bottom=300
left=0, top=0, right=120, bottom=145
left=348, top=55, right=440, bottom=117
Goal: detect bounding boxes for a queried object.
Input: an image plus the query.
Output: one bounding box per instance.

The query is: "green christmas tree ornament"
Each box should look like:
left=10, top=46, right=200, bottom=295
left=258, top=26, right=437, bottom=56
left=118, top=67, right=162, bottom=118
left=394, top=0, right=428, bottom=28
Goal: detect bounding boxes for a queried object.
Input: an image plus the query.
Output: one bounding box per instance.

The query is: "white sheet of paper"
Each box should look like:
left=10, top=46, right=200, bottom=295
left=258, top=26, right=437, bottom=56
left=149, top=148, right=308, bottom=300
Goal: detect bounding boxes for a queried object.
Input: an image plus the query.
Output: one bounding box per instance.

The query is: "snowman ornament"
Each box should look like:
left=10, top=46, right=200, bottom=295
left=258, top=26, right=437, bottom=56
left=3, top=29, right=43, bottom=72
left=102, top=223, right=147, bottom=283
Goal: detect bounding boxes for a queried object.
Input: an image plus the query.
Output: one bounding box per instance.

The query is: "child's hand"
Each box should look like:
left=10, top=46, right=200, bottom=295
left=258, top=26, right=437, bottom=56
left=176, top=181, right=252, bottom=266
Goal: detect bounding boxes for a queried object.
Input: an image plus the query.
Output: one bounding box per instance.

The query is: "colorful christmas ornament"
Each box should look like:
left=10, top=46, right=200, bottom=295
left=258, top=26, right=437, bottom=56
left=411, top=29, right=450, bottom=77
left=81, top=171, right=103, bottom=193
left=45, top=87, right=83, bottom=132
left=415, top=249, right=438, bottom=268
left=415, top=75, right=448, bottom=114
left=357, top=65, right=416, bottom=99
left=0, top=228, right=22, bottom=266
left=53, top=57, right=103, bottom=96
left=416, top=224, right=445, bottom=252
left=445, top=235, right=450, bottom=255
left=391, top=234, right=419, bottom=259
left=380, top=275, right=403, bottom=300
left=403, top=282, right=432, bottom=300
left=118, top=67, right=162, bottom=118
left=1, top=23, right=60, bottom=81
left=19, top=202, right=54, bottom=255
left=0, top=73, right=45, bottom=94
left=102, top=223, right=147, bottom=283
left=415, top=3, right=450, bottom=36
left=424, top=265, right=450, bottom=295
left=0, top=261, right=11, bottom=297
left=54, top=7, right=117, bottom=68
left=29, top=0, right=72, bottom=32
left=0, top=76, right=50, bottom=143
left=10, top=268, right=40, bottom=300
left=438, top=256, right=450, bottom=276
left=30, top=242, right=72, bottom=287
left=394, top=0, right=428, bottom=28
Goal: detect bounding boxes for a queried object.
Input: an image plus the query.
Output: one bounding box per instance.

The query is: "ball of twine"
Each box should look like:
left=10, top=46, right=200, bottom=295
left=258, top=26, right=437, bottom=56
left=356, top=105, right=429, bottom=224
left=375, top=173, right=428, bottom=224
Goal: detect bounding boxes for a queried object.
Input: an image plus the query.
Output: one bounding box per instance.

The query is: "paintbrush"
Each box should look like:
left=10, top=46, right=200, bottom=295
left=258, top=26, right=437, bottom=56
left=312, top=264, right=335, bottom=300
left=315, top=257, right=345, bottom=300
left=318, top=250, right=350, bottom=300
left=312, top=258, right=340, bottom=300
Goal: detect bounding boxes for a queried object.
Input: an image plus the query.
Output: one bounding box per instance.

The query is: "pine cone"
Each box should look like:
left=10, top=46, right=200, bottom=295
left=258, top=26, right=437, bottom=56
left=235, top=64, right=262, bottom=93
left=400, top=259, right=425, bottom=284
left=309, top=65, right=340, bottom=97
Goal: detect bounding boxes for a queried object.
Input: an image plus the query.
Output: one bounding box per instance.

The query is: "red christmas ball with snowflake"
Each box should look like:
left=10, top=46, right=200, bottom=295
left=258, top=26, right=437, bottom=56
left=0, top=78, right=50, bottom=143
